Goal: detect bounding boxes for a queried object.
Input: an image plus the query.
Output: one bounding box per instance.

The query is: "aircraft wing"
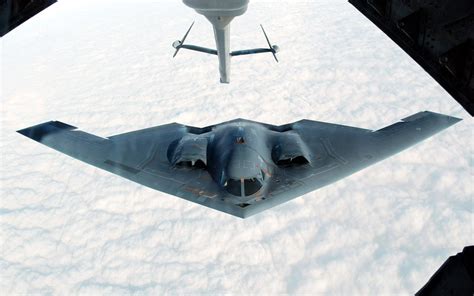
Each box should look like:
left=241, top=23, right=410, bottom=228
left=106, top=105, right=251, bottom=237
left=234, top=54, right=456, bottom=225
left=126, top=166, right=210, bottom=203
left=243, top=111, right=461, bottom=217
left=17, top=121, right=246, bottom=217
left=348, top=0, right=474, bottom=116
left=1, top=0, right=57, bottom=37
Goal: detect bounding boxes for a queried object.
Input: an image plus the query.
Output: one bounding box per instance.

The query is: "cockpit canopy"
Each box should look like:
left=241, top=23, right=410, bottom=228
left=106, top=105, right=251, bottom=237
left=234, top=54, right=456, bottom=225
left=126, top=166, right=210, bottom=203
left=224, top=177, right=263, bottom=197
left=226, top=145, right=266, bottom=179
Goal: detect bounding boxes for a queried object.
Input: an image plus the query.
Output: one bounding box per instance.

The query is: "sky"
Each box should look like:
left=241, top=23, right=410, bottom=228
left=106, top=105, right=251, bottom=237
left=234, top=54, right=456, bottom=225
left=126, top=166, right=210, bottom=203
left=1, top=0, right=473, bottom=294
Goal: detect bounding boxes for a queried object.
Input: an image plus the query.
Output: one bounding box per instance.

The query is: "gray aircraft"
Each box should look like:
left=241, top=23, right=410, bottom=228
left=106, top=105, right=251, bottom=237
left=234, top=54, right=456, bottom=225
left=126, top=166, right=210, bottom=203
left=172, top=0, right=279, bottom=83
left=18, top=111, right=460, bottom=218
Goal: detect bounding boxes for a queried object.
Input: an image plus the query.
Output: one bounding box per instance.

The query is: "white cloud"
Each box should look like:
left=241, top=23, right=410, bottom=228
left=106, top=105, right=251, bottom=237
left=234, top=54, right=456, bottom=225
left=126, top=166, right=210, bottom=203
left=1, top=0, right=472, bottom=294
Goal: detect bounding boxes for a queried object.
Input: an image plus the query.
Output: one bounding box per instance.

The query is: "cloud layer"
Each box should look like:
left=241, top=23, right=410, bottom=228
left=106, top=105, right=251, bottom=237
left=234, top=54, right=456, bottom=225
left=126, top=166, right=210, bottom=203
left=1, top=0, right=472, bottom=294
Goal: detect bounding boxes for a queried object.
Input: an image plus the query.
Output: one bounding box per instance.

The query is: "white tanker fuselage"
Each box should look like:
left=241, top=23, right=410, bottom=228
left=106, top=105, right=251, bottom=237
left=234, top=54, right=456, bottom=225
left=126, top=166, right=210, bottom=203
left=183, top=0, right=249, bottom=83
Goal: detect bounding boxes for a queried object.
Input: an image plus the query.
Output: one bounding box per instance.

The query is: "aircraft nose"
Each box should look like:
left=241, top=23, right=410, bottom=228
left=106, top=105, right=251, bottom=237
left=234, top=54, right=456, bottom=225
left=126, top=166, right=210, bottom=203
left=226, top=146, right=262, bottom=180
left=224, top=146, right=266, bottom=197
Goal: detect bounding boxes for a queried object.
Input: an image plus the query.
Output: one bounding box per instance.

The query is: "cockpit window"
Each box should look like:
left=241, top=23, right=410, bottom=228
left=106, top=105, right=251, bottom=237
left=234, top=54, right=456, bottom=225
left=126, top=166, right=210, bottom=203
left=225, top=178, right=263, bottom=196
left=244, top=178, right=262, bottom=196
left=225, top=179, right=241, bottom=196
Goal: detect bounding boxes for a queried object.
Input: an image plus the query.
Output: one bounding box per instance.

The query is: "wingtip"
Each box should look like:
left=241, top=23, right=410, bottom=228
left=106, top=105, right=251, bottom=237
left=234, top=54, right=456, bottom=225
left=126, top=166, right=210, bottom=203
left=17, top=121, right=76, bottom=142
left=402, top=111, right=462, bottom=124
left=428, top=111, right=462, bottom=124
left=447, top=115, right=463, bottom=124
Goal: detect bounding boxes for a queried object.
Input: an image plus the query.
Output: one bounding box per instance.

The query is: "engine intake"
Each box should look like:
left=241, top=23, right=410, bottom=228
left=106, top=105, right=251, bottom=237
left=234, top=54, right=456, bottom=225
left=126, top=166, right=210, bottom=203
left=272, top=133, right=311, bottom=166
left=167, top=135, right=208, bottom=168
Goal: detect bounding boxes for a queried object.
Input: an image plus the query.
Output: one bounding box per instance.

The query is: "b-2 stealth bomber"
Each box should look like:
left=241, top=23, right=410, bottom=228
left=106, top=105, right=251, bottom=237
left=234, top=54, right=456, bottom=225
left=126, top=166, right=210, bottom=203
left=18, top=111, right=460, bottom=218
left=172, top=0, right=279, bottom=83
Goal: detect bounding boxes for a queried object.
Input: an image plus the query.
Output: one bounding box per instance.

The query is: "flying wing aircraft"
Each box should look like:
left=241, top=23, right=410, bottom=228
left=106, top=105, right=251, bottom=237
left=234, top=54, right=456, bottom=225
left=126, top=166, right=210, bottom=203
left=18, top=111, right=460, bottom=218
left=172, top=0, right=279, bottom=83
left=348, top=0, right=474, bottom=115
left=0, top=0, right=56, bottom=37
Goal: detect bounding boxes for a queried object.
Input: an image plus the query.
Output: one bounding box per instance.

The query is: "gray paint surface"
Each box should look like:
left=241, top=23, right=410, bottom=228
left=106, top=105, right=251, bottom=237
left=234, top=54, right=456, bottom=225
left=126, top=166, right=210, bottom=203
left=18, top=111, right=460, bottom=218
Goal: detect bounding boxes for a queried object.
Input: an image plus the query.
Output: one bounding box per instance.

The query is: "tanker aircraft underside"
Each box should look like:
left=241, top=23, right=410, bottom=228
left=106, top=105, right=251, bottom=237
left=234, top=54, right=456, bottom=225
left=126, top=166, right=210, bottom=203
left=172, top=0, right=279, bottom=83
